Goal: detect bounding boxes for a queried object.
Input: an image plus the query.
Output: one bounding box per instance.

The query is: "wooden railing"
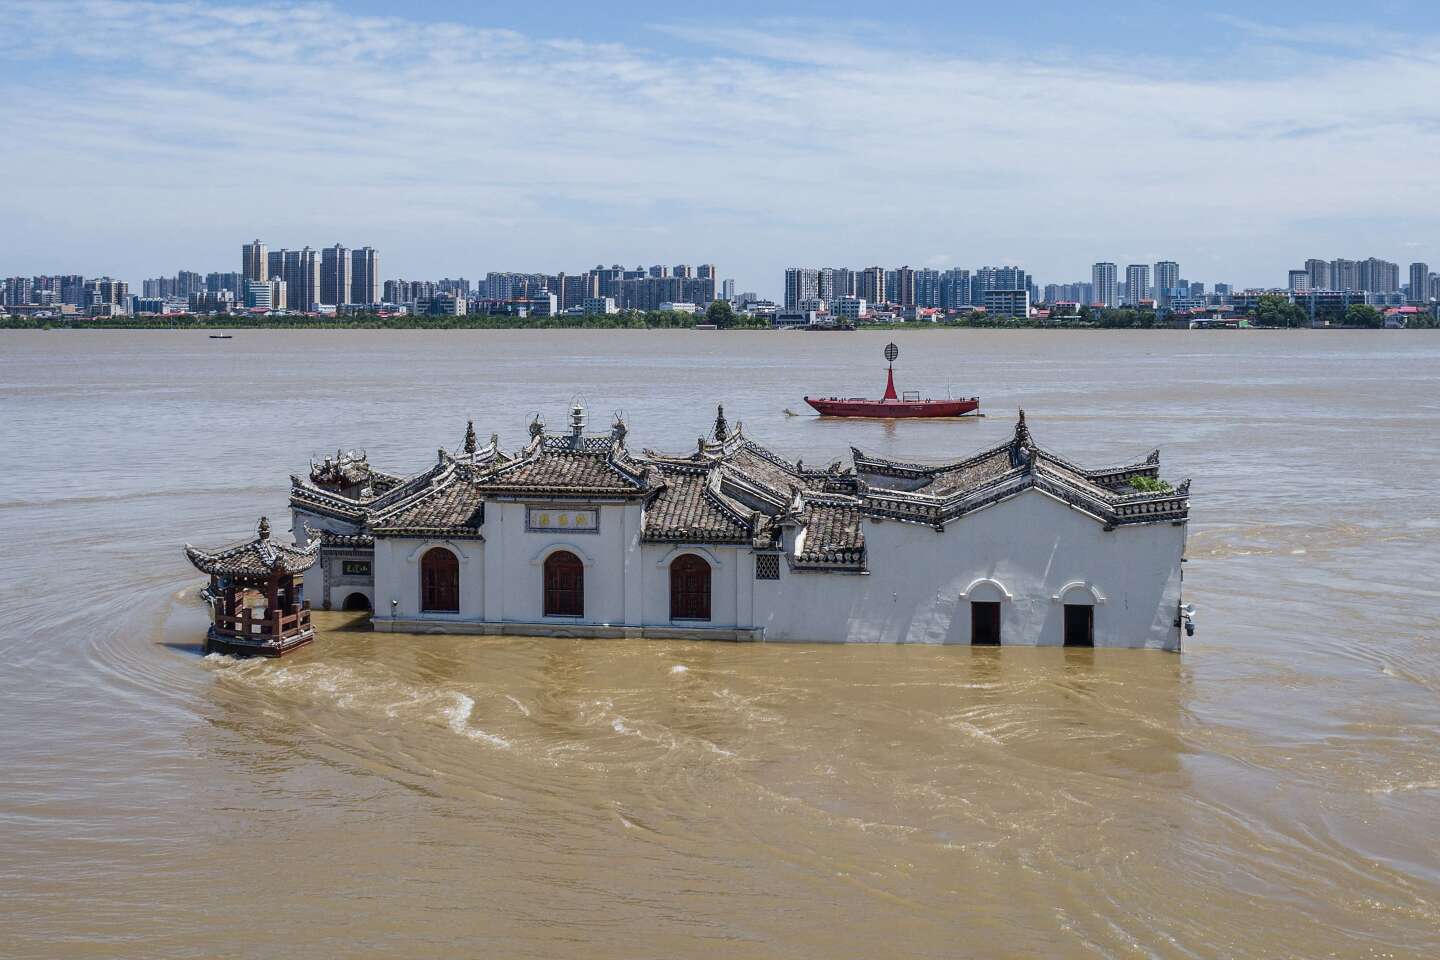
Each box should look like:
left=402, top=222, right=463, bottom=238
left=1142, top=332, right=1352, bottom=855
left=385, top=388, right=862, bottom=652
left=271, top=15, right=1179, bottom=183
left=213, top=602, right=312, bottom=644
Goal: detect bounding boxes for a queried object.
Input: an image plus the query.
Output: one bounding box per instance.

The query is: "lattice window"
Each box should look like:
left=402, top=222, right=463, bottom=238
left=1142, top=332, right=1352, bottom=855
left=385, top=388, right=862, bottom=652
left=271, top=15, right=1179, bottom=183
left=754, top=554, right=781, bottom=580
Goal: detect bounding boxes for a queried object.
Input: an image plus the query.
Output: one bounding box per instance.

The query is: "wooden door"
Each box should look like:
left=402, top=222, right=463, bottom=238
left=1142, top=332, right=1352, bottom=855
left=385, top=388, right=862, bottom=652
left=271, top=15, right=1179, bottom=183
left=669, top=554, right=712, bottom=621
left=544, top=551, right=584, bottom=617
left=421, top=548, right=459, bottom=612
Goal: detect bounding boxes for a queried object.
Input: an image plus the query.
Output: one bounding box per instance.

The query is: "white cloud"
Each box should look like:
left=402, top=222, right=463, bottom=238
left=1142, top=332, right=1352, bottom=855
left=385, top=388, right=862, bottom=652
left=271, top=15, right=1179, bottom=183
left=2, top=0, right=1439, bottom=293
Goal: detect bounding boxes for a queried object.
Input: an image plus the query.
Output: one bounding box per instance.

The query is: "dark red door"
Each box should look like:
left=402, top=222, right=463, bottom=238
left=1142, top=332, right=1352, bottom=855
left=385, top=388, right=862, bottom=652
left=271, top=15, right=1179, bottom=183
left=420, top=548, right=459, bottom=612
left=544, top=551, right=584, bottom=617
left=669, top=554, right=711, bottom=621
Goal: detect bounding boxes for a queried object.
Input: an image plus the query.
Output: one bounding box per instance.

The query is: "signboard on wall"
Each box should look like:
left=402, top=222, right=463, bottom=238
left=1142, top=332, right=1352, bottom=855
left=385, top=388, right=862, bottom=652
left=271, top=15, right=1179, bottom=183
left=526, top=507, right=600, bottom=533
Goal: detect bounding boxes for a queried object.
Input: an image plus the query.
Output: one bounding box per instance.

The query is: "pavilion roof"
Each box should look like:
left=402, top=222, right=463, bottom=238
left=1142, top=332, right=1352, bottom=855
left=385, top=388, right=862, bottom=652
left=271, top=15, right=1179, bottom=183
left=184, top=517, right=319, bottom=578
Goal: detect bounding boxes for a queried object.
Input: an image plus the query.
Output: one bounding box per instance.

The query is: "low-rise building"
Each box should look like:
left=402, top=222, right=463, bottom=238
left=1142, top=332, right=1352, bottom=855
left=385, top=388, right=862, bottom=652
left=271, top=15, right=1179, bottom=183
left=833, top=296, right=867, bottom=321
left=982, top=289, right=1031, bottom=319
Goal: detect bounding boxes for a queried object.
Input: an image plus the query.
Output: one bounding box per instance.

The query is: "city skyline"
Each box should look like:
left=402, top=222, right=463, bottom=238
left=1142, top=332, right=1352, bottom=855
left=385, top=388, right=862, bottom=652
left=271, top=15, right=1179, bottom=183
left=6, top=1, right=1440, bottom=295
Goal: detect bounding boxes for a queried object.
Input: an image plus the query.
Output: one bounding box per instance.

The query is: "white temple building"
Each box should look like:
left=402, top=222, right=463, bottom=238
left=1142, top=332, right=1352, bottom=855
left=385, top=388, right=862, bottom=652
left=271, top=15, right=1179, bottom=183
left=273, top=405, right=1192, bottom=650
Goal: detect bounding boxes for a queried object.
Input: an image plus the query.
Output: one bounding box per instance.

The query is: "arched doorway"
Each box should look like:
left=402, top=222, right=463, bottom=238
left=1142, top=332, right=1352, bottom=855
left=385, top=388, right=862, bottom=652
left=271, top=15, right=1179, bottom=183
left=341, top=592, right=372, bottom=612
left=670, top=554, right=712, bottom=621
left=543, top=551, right=584, bottom=617
left=420, top=548, right=459, bottom=613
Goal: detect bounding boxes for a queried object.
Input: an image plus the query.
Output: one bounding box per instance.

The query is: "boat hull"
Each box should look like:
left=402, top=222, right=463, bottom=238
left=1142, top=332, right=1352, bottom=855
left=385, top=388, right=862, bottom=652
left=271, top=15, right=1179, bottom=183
left=804, top=396, right=980, bottom=418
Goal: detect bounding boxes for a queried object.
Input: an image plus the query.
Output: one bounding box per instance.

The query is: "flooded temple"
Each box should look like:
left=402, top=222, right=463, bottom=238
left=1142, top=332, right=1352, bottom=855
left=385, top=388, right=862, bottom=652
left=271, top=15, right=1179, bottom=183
left=187, top=405, right=1192, bottom=655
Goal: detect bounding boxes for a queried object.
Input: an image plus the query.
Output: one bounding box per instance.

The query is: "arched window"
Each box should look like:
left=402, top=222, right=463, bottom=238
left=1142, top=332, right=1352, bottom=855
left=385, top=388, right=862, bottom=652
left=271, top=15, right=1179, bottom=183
left=543, top=551, right=584, bottom=617
left=420, top=548, right=459, bottom=613
left=670, top=554, right=712, bottom=621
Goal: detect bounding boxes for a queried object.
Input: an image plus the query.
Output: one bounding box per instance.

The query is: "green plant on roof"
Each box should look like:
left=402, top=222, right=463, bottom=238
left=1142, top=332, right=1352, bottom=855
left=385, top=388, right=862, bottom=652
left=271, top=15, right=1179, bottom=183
left=1129, top=476, right=1173, bottom=493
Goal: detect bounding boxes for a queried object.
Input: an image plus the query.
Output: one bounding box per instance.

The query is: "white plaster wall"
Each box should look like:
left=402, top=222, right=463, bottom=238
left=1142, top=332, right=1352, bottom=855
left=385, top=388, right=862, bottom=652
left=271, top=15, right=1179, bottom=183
left=363, top=488, right=1183, bottom=648
left=755, top=489, right=1184, bottom=650
left=480, top=502, right=638, bottom=626
left=638, top=544, right=743, bottom=628
left=372, top=536, right=485, bottom=623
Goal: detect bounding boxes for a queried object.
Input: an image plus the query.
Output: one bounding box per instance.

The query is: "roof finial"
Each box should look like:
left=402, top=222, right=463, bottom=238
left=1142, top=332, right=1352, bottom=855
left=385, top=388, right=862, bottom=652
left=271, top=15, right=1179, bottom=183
left=528, top=414, right=545, bottom=439
left=714, top=404, right=729, bottom=441
left=1014, top=409, right=1032, bottom=448
left=257, top=516, right=271, bottom=540
left=570, top=403, right=586, bottom=438
left=463, top=419, right=477, bottom=454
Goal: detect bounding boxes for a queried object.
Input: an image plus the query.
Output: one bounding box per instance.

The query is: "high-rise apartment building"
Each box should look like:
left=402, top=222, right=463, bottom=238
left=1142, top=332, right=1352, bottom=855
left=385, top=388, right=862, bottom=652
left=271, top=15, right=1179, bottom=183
left=817, top=268, right=836, bottom=304
left=1289, top=270, right=1311, bottom=293
left=1358, top=257, right=1399, bottom=294
left=825, top=268, right=855, bottom=301
left=1304, top=258, right=1331, bottom=291
left=974, top=266, right=1029, bottom=296
left=283, top=248, right=320, bottom=312
left=321, top=244, right=352, bottom=306
left=1124, top=264, right=1150, bottom=306
left=1330, top=259, right=1358, bottom=291
left=1092, top=262, right=1118, bottom=307
left=83, top=277, right=129, bottom=315
left=914, top=268, right=941, bottom=308
left=856, top=267, right=885, bottom=306
left=721, top=278, right=736, bottom=301
left=1153, top=261, right=1180, bottom=307
left=350, top=247, right=379, bottom=306
left=3, top=276, right=32, bottom=306
left=1409, top=262, right=1431, bottom=303
left=784, top=268, right=820, bottom=311
left=893, top=266, right=916, bottom=307
left=940, top=269, right=972, bottom=309
left=242, top=239, right=268, bottom=284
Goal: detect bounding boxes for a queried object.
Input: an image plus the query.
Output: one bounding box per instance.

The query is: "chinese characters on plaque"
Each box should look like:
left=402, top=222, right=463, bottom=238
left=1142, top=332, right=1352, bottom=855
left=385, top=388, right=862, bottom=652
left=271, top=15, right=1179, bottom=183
left=527, top=507, right=599, bottom=533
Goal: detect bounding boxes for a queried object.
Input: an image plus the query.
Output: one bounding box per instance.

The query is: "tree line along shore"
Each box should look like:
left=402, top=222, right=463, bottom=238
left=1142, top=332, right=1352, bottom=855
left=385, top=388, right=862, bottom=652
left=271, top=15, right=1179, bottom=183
left=2, top=296, right=1435, bottom=330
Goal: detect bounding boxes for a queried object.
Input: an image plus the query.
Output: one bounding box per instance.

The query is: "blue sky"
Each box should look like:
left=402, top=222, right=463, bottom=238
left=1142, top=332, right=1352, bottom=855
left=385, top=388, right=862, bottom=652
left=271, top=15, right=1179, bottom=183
left=2, top=0, right=1439, bottom=296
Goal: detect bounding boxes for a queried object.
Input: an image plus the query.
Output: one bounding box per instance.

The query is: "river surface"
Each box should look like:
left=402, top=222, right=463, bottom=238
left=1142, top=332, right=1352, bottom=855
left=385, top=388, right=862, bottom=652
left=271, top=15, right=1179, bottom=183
left=2, top=329, right=1438, bottom=958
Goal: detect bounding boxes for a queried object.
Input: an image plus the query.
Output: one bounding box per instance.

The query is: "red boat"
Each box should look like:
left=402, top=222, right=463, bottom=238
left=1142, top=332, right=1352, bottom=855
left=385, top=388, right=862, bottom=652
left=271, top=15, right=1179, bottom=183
left=805, top=343, right=980, bottom=418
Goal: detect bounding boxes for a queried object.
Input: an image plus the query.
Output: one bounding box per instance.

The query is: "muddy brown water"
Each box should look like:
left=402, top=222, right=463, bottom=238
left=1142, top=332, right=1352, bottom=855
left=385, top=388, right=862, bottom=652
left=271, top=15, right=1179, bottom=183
left=1, top=329, right=1437, bottom=958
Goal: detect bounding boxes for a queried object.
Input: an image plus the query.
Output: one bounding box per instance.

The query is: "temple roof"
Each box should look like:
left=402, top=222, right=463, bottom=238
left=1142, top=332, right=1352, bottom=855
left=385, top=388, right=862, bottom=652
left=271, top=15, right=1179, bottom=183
left=856, top=410, right=1189, bottom=528
left=291, top=432, right=504, bottom=521
left=184, top=517, right=319, bottom=578
left=642, top=462, right=753, bottom=544
left=793, top=500, right=865, bottom=569
left=473, top=409, right=653, bottom=497
left=370, top=481, right=486, bottom=538
left=280, top=407, right=1188, bottom=551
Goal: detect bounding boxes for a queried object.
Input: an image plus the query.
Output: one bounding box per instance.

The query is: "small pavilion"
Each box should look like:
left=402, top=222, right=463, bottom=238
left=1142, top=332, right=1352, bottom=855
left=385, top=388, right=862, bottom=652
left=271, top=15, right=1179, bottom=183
left=184, top=517, right=318, bottom=657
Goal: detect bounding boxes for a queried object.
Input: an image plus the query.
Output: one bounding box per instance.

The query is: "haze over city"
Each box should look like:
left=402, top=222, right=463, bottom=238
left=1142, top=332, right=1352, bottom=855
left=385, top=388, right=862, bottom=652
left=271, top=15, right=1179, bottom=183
left=5, top=0, right=1440, bottom=296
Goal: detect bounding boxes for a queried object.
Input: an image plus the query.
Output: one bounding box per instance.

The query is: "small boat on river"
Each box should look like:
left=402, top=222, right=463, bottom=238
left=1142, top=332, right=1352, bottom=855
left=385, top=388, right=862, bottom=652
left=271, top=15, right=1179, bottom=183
left=804, top=343, right=980, bottom=418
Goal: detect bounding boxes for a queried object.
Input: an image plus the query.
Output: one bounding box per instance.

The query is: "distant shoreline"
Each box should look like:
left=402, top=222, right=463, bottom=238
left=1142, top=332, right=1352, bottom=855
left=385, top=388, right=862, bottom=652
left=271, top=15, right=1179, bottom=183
left=0, top=314, right=1428, bottom=332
